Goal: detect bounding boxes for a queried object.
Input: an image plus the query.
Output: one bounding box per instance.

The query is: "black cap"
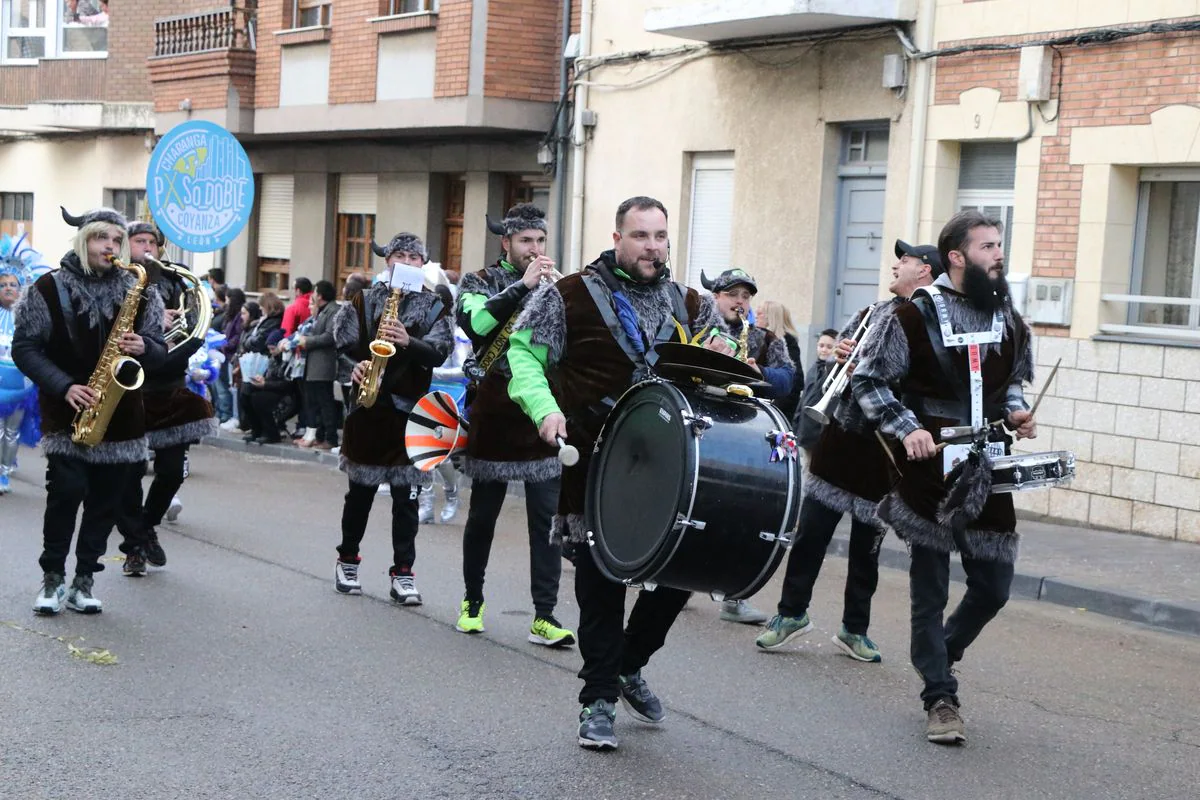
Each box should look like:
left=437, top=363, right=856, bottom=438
left=700, top=268, right=758, bottom=295
left=895, top=239, right=943, bottom=277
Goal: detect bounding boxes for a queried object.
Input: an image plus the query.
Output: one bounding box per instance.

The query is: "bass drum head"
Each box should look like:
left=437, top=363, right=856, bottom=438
left=587, top=381, right=691, bottom=578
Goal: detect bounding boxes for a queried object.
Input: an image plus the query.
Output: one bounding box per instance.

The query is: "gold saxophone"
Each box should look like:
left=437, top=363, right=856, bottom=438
left=71, top=255, right=150, bottom=447
left=150, top=256, right=212, bottom=353
left=357, top=286, right=402, bottom=408
left=735, top=307, right=751, bottom=362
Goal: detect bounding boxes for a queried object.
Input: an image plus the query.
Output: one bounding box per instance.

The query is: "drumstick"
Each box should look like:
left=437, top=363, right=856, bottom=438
left=556, top=436, right=579, bottom=466
left=932, top=357, right=1061, bottom=454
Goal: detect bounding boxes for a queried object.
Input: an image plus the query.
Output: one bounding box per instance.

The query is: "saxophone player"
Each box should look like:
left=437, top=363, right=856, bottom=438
left=333, top=232, right=453, bottom=605
left=13, top=207, right=166, bottom=615
left=701, top=268, right=796, bottom=625
left=116, top=220, right=214, bottom=576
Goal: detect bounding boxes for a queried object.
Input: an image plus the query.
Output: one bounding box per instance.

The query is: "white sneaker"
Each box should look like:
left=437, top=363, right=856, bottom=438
left=417, top=489, right=434, bottom=524
left=219, top=418, right=240, bottom=432
left=377, top=483, right=391, bottom=495
left=166, top=495, right=183, bottom=522
left=33, top=573, right=66, bottom=615
left=66, top=574, right=103, bottom=614
left=335, top=560, right=362, bottom=595
left=389, top=573, right=422, bottom=606
left=439, top=491, right=460, bottom=524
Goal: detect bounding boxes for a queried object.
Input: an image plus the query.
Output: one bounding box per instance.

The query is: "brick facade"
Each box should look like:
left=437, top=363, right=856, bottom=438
left=148, top=51, right=257, bottom=112
left=328, top=0, right=379, bottom=105
left=483, top=0, right=566, bottom=102
left=433, top=0, right=472, bottom=98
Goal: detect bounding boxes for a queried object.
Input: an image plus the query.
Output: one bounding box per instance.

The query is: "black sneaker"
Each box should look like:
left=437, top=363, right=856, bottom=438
left=123, top=549, right=147, bottom=577
left=578, top=700, right=618, bottom=750
left=618, top=670, right=665, bottom=723
left=145, top=533, right=167, bottom=567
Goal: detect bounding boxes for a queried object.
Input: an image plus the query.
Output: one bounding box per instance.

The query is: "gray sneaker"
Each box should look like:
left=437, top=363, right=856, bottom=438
left=439, top=490, right=460, bottom=524
left=926, top=699, right=967, bottom=745
left=66, top=574, right=102, bottom=614
left=755, top=613, right=814, bottom=650
left=720, top=599, right=768, bottom=625
left=578, top=700, right=618, bottom=750
left=33, top=572, right=66, bottom=615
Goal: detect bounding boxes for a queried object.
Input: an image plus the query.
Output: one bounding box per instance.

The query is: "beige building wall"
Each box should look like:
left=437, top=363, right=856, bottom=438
left=921, top=1, right=1200, bottom=540
left=579, top=1, right=914, bottom=346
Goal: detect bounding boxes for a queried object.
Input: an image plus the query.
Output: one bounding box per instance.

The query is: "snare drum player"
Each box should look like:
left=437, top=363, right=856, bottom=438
left=507, top=196, right=722, bottom=750
left=702, top=268, right=795, bottom=625
left=454, top=204, right=574, bottom=647
left=756, top=241, right=940, bottom=661
left=851, top=211, right=1036, bottom=745
left=333, top=233, right=453, bottom=606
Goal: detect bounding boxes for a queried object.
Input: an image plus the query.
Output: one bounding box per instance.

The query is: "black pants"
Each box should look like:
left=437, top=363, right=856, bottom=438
left=242, top=387, right=287, bottom=440
left=338, top=479, right=418, bottom=573
left=777, top=495, right=881, bottom=634
left=117, top=443, right=189, bottom=554
left=305, top=381, right=339, bottom=446
left=40, top=455, right=138, bottom=577
left=910, top=538, right=1014, bottom=709
left=574, top=548, right=691, bottom=706
left=462, top=478, right=562, bottom=617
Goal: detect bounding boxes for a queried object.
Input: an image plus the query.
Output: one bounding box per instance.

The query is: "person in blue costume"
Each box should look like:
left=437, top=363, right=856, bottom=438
left=0, top=232, right=46, bottom=494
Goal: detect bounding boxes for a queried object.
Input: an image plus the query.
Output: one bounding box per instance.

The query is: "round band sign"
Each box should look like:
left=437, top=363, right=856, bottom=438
left=146, top=120, right=254, bottom=252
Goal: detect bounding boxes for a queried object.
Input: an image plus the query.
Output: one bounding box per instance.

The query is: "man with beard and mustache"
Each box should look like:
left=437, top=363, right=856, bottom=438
left=14, top=207, right=166, bottom=615
left=851, top=210, right=1036, bottom=745
left=115, top=220, right=214, bottom=576
left=506, top=196, right=722, bottom=750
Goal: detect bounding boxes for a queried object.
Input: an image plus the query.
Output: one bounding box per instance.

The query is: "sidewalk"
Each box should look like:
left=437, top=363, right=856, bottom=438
left=203, top=431, right=1200, bottom=637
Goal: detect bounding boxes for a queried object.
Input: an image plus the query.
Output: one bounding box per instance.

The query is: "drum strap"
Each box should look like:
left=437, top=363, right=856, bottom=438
left=582, top=276, right=689, bottom=370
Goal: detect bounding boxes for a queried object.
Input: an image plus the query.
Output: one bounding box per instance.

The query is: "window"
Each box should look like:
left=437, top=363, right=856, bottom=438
left=844, top=127, right=889, bottom=164
left=957, top=142, right=1015, bottom=261
left=336, top=174, right=377, bottom=282
left=440, top=175, right=465, bottom=276
left=257, top=175, right=294, bottom=291
left=383, top=0, right=435, bottom=14
left=1128, top=177, right=1200, bottom=332
left=1, top=0, right=107, bottom=63
left=291, top=0, right=331, bottom=28
left=107, top=189, right=145, bottom=223
left=504, top=176, right=550, bottom=218
left=685, top=153, right=735, bottom=289
left=0, top=191, right=33, bottom=238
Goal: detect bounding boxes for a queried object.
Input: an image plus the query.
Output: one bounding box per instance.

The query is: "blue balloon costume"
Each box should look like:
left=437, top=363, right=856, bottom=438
left=0, top=232, right=48, bottom=492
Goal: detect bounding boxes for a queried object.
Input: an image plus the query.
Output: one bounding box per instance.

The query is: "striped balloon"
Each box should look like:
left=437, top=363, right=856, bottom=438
left=405, top=390, right=467, bottom=471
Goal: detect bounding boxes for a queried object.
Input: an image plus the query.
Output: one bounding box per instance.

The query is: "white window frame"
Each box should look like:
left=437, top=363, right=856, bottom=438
left=0, top=0, right=107, bottom=65
left=956, top=190, right=1014, bottom=263
left=384, top=0, right=437, bottom=15
left=1110, top=170, right=1200, bottom=341
left=685, top=152, right=735, bottom=291
left=290, top=0, right=332, bottom=29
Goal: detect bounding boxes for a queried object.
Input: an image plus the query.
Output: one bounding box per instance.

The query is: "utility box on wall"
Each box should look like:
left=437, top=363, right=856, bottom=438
left=1018, top=46, right=1053, bottom=102
left=1025, top=277, right=1073, bottom=326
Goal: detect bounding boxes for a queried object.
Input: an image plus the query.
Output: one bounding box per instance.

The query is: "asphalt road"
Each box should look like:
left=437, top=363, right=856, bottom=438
left=2, top=446, right=1198, bottom=800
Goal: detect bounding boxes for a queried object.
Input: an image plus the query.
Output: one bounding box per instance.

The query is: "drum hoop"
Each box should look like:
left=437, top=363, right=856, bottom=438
left=586, top=379, right=697, bottom=579
left=992, top=450, right=1073, bottom=468
left=734, top=396, right=798, bottom=599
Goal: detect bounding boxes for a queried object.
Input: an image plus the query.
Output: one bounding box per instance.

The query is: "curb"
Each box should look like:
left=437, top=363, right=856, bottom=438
left=198, top=436, right=1199, bottom=638
left=828, top=534, right=1200, bottom=638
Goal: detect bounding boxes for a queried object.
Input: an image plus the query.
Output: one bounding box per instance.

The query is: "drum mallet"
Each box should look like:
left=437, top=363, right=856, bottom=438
left=556, top=436, right=580, bottom=466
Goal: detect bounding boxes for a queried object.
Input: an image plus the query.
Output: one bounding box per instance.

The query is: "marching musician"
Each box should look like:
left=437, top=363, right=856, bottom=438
left=14, top=207, right=165, bottom=615
left=702, top=268, right=795, bottom=625
left=332, top=232, right=452, bottom=606
left=452, top=204, right=575, bottom=647
left=851, top=211, right=1036, bottom=745
left=116, top=220, right=214, bottom=576
left=0, top=233, right=44, bottom=495
left=756, top=240, right=941, bottom=662
left=507, top=196, right=722, bottom=751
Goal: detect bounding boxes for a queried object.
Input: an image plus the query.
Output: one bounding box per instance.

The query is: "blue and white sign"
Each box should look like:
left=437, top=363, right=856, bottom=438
left=146, top=120, right=254, bottom=253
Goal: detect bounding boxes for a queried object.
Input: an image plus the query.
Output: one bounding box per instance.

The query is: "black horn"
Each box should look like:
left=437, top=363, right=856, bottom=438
left=61, top=206, right=85, bottom=227
left=699, top=269, right=715, bottom=291
left=485, top=214, right=505, bottom=236
left=370, top=239, right=387, bottom=258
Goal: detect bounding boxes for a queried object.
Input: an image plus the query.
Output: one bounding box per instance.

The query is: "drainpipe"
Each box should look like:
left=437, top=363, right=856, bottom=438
left=552, top=0, right=572, bottom=267
left=567, top=0, right=593, bottom=274
left=903, top=0, right=937, bottom=243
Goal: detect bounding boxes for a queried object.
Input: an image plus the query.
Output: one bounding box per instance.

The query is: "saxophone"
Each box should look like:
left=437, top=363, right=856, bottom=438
left=735, top=307, right=751, bottom=362
left=71, top=255, right=150, bottom=447
left=356, top=286, right=402, bottom=408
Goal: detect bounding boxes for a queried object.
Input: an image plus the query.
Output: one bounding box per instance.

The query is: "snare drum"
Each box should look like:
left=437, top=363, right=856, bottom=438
left=990, top=451, right=1075, bottom=493
left=584, top=379, right=800, bottom=600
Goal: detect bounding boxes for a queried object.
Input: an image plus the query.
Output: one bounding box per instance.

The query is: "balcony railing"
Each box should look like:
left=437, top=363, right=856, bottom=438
left=154, top=6, right=257, bottom=57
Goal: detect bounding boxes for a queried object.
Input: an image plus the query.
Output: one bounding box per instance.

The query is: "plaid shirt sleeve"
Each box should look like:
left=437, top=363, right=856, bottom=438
left=1003, top=381, right=1030, bottom=417
left=850, top=311, right=922, bottom=441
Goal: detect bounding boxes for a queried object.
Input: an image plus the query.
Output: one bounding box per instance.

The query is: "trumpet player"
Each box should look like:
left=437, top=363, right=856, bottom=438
left=702, top=268, right=795, bottom=625
left=757, top=239, right=941, bottom=662
left=453, top=203, right=575, bottom=646
left=116, top=220, right=214, bottom=576
left=14, top=207, right=165, bottom=615
left=333, top=233, right=452, bottom=606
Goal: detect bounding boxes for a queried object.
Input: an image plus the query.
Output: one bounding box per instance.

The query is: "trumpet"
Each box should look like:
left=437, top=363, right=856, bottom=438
left=803, top=304, right=877, bottom=425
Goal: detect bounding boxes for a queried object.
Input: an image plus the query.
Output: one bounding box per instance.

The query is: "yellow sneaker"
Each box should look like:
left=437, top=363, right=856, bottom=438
left=456, top=599, right=485, bottom=634
left=529, top=615, right=575, bottom=647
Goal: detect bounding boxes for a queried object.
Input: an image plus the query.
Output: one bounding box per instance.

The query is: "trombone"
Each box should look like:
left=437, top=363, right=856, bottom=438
left=803, top=304, right=876, bottom=425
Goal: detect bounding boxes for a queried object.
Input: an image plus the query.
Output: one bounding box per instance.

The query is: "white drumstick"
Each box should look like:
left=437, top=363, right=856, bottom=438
left=556, top=436, right=579, bottom=466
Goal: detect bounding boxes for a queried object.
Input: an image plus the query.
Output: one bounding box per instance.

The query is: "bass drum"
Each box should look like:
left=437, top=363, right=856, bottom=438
left=584, top=379, right=800, bottom=599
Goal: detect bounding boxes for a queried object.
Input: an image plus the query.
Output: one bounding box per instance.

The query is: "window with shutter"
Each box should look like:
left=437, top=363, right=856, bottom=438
left=957, top=142, right=1016, bottom=261
left=686, top=154, right=735, bottom=290
left=257, top=175, right=294, bottom=291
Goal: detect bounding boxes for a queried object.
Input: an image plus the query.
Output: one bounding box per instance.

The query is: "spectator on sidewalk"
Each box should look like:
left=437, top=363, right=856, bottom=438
left=214, top=288, right=245, bottom=426
left=283, top=277, right=313, bottom=336
left=296, top=280, right=341, bottom=451
left=755, top=300, right=804, bottom=421
left=796, top=328, right=839, bottom=454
